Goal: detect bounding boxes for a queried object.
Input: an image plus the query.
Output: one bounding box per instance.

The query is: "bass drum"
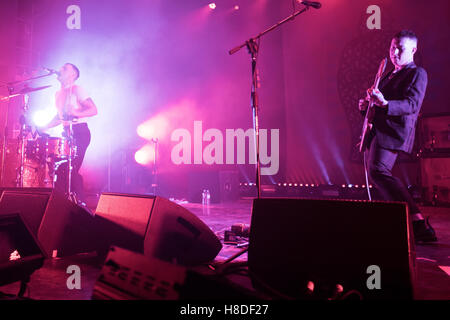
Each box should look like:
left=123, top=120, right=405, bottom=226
left=25, top=137, right=48, bottom=163
left=23, top=137, right=52, bottom=188
left=22, top=157, right=52, bottom=188
left=1, top=138, right=52, bottom=188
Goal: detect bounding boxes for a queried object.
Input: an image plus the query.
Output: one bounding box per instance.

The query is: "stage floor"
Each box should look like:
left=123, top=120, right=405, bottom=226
left=1, top=199, right=449, bottom=300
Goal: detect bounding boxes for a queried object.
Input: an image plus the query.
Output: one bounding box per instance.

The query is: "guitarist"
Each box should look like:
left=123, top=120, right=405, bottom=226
left=358, top=30, right=436, bottom=243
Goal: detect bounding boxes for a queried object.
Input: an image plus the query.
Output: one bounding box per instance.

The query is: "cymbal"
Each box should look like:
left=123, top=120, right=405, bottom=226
left=0, top=85, right=51, bottom=101
left=19, top=85, right=52, bottom=94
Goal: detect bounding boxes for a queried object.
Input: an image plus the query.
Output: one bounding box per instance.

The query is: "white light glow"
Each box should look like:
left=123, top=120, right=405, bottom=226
left=33, top=108, right=57, bottom=127
left=135, top=144, right=155, bottom=165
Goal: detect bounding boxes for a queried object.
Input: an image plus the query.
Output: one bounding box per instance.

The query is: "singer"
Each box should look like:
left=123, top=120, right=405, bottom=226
left=358, top=30, right=436, bottom=243
left=42, top=63, right=98, bottom=204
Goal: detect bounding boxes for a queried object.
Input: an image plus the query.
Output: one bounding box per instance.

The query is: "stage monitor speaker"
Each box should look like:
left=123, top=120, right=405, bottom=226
left=248, top=198, right=416, bottom=300
left=0, top=188, right=96, bottom=257
left=0, top=213, right=45, bottom=288
left=94, top=193, right=222, bottom=266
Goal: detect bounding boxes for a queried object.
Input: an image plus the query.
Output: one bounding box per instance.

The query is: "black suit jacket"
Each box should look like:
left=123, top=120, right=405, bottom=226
left=372, top=62, right=428, bottom=153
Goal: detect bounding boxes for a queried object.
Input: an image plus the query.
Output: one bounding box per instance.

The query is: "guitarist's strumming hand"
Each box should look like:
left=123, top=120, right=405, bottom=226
left=358, top=57, right=387, bottom=153
left=368, top=87, right=388, bottom=108
left=358, top=96, right=370, bottom=112
left=358, top=87, right=372, bottom=111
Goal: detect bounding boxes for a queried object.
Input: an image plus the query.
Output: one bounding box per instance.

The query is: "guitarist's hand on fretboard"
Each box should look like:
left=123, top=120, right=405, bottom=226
left=368, top=88, right=388, bottom=107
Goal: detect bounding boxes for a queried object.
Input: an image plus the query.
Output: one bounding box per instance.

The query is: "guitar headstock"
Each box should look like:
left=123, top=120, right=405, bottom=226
left=377, top=58, right=388, bottom=78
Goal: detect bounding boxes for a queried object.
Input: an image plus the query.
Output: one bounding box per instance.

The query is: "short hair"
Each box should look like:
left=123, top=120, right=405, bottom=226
left=66, top=63, right=80, bottom=79
left=394, top=30, right=418, bottom=45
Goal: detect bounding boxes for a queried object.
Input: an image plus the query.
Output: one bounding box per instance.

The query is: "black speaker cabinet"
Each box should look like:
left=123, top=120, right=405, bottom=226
left=94, top=193, right=222, bottom=266
left=0, top=188, right=96, bottom=257
left=248, top=198, right=416, bottom=300
left=419, top=114, right=450, bottom=149
left=420, top=157, right=450, bottom=205
left=219, top=171, right=239, bottom=202
left=0, top=213, right=46, bottom=287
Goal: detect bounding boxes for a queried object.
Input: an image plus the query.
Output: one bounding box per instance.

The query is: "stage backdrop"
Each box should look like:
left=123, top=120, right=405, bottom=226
left=1, top=0, right=449, bottom=198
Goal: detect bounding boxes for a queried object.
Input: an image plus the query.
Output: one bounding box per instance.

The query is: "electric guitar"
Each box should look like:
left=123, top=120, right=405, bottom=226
left=359, top=57, right=387, bottom=153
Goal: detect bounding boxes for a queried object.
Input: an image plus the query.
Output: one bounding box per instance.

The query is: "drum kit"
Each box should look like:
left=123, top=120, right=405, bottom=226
left=12, top=131, right=76, bottom=189
left=1, top=73, right=79, bottom=202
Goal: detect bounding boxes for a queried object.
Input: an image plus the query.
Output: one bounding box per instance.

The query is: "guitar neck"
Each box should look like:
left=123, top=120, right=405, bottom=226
left=373, top=76, right=382, bottom=90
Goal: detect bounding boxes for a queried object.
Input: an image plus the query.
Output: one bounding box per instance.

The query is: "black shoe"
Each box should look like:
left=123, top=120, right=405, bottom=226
left=413, top=218, right=437, bottom=243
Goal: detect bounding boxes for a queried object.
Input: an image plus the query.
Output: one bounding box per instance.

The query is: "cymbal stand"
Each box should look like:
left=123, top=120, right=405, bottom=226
left=151, top=138, right=158, bottom=195
left=17, top=129, right=26, bottom=188
left=0, top=86, right=13, bottom=186
left=16, top=94, right=31, bottom=188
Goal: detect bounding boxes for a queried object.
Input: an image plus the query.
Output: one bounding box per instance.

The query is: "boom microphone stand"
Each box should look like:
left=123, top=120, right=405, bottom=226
left=228, top=2, right=319, bottom=198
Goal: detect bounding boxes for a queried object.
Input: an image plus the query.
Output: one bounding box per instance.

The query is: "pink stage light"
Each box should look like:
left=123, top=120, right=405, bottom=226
left=136, top=114, right=169, bottom=141
left=135, top=144, right=155, bottom=165
left=209, top=3, right=216, bottom=10
left=137, top=99, right=197, bottom=143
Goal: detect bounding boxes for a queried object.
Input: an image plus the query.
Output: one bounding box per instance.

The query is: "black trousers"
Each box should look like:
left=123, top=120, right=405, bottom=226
left=366, top=135, right=420, bottom=215
left=55, top=123, right=91, bottom=201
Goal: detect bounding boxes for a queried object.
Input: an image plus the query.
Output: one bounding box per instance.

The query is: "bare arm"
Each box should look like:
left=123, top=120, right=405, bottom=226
left=71, top=98, right=98, bottom=118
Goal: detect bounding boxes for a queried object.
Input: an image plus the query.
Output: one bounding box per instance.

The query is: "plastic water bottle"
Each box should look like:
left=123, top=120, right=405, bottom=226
left=206, top=189, right=210, bottom=206
left=202, top=189, right=206, bottom=205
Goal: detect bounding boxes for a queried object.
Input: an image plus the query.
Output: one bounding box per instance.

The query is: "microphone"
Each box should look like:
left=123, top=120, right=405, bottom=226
left=43, top=67, right=60, bottom=76
left=301, top=1, right=322, bottom=9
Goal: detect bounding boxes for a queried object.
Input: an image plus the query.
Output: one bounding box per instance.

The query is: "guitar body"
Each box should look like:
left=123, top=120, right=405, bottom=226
left=359, top=58, right=387, bottom=153
left=359, top=102, right=376, bottom=152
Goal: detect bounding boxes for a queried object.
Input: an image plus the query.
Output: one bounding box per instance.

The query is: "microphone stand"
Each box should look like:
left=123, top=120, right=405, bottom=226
left=2, top=72, right=56, bottom=88
left=228, top=6, right=311, bottom=199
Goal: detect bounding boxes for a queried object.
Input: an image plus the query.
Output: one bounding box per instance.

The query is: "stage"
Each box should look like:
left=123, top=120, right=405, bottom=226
left=0, top=199, right=449, bottom=300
